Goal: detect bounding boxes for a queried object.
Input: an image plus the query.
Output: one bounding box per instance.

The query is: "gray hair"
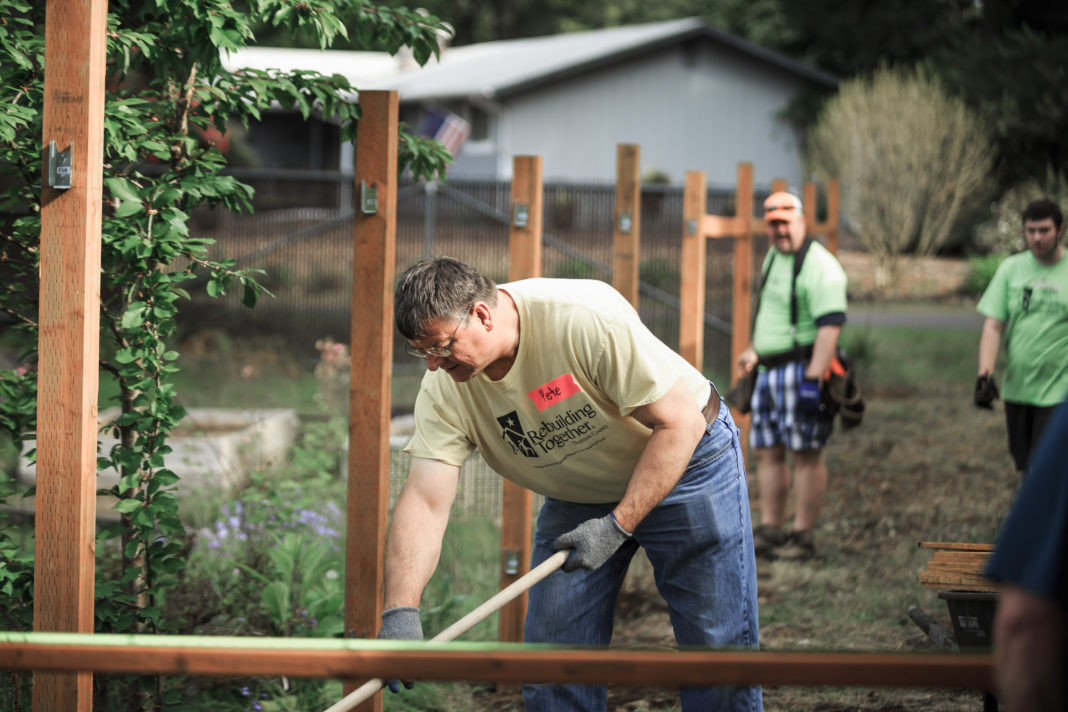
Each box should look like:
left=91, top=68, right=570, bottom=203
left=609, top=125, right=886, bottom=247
left=394, top=257, right=498, bottom=340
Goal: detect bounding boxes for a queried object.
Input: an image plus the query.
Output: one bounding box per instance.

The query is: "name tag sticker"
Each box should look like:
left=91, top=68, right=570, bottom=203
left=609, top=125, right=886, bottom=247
left=528, top=374, right=582, bottom=411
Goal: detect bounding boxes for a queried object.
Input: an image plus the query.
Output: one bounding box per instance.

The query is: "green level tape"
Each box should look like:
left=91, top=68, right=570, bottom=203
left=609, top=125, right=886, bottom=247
left=0, top=631, right=533, bottom=652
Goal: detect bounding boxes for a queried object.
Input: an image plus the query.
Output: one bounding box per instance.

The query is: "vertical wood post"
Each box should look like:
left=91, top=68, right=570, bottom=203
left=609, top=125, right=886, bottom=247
left=34, top=1, right=108, bottom=709
left=613, top=144, right=641, bottom=307
left=346, top=90, right=398, bottom=712
left=813, top=179, right=839, bottom=255
left=731, top=164, right=754, bottom=384
left=498, top=155, right=542, bottom=645
left=679, top=171, right=707, bottom=369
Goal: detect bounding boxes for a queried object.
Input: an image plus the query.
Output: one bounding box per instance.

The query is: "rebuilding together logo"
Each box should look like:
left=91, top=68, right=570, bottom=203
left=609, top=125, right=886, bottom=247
left=497, top=402, right=600, bottom=458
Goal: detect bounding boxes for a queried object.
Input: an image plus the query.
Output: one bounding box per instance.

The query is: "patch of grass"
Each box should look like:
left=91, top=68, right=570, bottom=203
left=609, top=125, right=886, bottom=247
left=844, top=326, right=980, bottom=390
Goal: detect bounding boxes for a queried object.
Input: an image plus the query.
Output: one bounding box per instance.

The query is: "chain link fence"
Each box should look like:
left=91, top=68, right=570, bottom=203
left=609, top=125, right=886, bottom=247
left=181, top=170, right=766, bottom=517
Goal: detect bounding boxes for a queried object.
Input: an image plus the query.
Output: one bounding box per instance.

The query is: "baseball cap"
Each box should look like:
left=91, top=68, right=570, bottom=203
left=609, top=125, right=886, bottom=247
left=763, top=191, right=803, bottom=223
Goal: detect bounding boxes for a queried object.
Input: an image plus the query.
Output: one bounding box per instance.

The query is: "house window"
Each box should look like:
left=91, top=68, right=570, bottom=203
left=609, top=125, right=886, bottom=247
left=469, top=105, right=489, bottom=142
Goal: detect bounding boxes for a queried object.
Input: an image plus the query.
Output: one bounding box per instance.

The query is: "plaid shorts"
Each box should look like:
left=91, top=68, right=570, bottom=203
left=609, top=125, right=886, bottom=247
left=749, top=359, right=834, bottom=451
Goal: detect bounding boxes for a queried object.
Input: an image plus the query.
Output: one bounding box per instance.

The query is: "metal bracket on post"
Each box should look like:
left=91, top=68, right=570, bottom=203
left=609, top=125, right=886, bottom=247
left=47, top=141, right=73, bottom=190
left=618, top=210, right=633, bottom=234
left=686, top=218, right=698, bottom=236
left=503, top=548, right=520, bottom=576
left=359, top=180, right=378, bottom=214
left=512, top=201, right=529, bottom=228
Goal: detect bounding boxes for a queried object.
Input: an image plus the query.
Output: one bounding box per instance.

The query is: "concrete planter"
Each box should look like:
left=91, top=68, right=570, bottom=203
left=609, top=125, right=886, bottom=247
left=17, top=407, right=299, bottom=499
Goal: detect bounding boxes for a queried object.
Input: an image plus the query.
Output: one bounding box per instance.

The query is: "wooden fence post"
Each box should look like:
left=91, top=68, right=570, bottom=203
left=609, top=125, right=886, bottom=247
left=679, top=171, right=708, bottom=369
left=498, top=155, right=542, bottom=646
left=346, top=89, right=398, bottom=712
left=613, top=144, right=641, bottom=307
left=731, top=164, right=754, bottom=382
left=679, top=164, right=756, bottom=374
left=34, top=1, right=108, bottom=709
left=808, top=179, right=839, bottom=255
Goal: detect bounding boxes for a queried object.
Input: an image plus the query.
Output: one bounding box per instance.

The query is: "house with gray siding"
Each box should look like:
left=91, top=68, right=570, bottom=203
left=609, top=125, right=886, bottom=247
left=224, top=17, right=837, bottom=187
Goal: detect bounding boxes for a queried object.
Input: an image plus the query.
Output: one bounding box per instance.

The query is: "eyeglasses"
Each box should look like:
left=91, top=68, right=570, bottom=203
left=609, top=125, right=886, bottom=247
left=404, top=313, right=468, bottom=359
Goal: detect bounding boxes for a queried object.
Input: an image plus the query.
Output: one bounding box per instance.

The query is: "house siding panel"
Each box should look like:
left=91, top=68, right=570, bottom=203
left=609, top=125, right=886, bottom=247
left=469, top=43, right=810, bottom=187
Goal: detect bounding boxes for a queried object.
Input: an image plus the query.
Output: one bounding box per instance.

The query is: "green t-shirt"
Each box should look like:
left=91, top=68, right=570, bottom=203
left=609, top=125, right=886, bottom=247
left=977, top=251, right=1068, bottom=406
left=752, top=241, right=848, bottom=356
left=405, top=278, right=711, bottom=503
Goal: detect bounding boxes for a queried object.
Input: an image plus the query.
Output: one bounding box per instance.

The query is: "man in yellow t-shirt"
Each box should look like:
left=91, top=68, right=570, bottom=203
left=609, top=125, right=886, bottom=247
left=378, top=257, right=762, bottom=712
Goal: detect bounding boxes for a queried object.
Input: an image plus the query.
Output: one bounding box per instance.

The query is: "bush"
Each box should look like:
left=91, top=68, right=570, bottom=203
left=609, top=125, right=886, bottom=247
left=973, top=168, right=1068, bottom=256
left=808, top=65, right=996, bottom=293
left=963, top=254, right=1008, bottom=296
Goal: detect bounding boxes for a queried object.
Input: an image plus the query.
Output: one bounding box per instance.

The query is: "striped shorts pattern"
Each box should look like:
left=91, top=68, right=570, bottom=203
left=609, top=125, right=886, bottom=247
left=749, top=360, right=833, bottom=451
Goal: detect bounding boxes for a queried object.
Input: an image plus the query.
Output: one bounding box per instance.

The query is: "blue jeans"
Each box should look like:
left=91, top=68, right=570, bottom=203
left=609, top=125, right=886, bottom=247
left=522, top=402, right=762, bottom=712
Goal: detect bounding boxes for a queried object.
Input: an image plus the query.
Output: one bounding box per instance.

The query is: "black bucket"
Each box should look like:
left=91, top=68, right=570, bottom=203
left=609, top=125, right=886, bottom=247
left=938, top=590, right=999, bottom=651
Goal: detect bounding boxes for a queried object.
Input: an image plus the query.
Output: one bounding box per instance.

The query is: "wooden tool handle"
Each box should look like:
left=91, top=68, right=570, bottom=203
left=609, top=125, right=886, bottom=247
left=323, top=549, right=570, bottom=712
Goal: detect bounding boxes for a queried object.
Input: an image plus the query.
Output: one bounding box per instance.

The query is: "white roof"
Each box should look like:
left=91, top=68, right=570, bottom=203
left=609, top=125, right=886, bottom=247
left=376, top=18, right=710, bottom=100
left=222, top=18, right=836, bottom=103
left=220, top=46, right=398, bottom=89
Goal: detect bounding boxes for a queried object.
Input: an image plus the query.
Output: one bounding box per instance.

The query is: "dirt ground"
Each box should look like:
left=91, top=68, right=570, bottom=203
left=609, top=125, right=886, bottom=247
left=470, top=383, right=1014, bottom=712
left=468, top=253, right=1016, bottom=712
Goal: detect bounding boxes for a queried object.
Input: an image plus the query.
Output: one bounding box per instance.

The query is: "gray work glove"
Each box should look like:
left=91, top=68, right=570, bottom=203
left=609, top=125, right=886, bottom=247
left=377, top=606, right=423, bottom=693
left=552, top=513, right=632, bottom=573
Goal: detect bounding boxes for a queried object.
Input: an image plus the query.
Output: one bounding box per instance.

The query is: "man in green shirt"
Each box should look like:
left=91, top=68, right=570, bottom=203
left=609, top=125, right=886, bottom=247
left=976, top=198, right=1068, bottom=474
left=737, top=191, right=847, bottom=560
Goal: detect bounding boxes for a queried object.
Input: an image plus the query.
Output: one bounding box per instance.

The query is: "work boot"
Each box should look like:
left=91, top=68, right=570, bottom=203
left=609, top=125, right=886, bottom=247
left=752, top=524, right=786, bottom=558
left=770, top=529, right=815, bottom=561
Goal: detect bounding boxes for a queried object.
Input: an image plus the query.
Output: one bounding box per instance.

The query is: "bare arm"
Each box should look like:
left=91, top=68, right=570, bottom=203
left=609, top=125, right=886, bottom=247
left=994, top=584, right=1065, bottom=711
left=805, top=324, right=841, bottom=380
left=383, top=456, right=460, bottom=609
left=978, top=317, right=1005, bottom=376
left=611, top=378, right=708, bottom=532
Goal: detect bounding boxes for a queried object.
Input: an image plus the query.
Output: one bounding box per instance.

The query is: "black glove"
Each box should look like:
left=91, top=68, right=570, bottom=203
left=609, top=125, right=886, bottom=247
left=974, top=374, right=999, bottom=409
left=552, top=513, right=631, bottom=573
left=798, top=377, right=822, bottom=414
left=377, top=606, right=422, bottom=693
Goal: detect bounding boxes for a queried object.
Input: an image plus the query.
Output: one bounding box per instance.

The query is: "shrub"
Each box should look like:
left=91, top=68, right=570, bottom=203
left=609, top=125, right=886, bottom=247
left=808, top=65, right=996, bottom=292
left=973, top=168, right=1068, bottom=256
left=963, top=254, right=1008, bottom=296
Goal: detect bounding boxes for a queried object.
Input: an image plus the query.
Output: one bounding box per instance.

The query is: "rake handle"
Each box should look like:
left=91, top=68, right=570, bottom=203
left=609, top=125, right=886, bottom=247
left=323, top=548, right=570, bottom=712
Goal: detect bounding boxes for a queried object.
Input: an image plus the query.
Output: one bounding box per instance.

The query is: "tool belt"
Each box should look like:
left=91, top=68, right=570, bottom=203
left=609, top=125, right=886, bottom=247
left=752, top=345, right=865, bottom=430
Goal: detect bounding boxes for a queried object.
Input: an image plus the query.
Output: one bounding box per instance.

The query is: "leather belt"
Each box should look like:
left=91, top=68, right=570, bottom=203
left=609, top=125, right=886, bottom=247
left=701, top=387, right=722, bottom=424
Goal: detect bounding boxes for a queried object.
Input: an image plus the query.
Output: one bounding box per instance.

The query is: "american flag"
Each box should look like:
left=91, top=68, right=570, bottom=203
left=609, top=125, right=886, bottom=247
left=421, top=109, right=471, bottom=159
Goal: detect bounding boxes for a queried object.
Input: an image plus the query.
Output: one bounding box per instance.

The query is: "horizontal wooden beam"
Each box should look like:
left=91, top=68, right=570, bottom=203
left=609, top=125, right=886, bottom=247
left=919, top=542, right=995, bottom=552
left=701, top=214, right=749, bottom=239
left=0, top=634, right=993, bottom=690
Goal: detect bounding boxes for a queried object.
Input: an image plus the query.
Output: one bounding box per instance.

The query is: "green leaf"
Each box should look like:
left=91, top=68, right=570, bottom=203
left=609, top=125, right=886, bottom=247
left=104, top=177, right=140, bottom=202
left=113, top=498, right=142, bottom=514
left=241, top=281, right=257, bottom=308
left=114, top=200, right=144, bottom=218
left=121, top=302, right=148, bottom=329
